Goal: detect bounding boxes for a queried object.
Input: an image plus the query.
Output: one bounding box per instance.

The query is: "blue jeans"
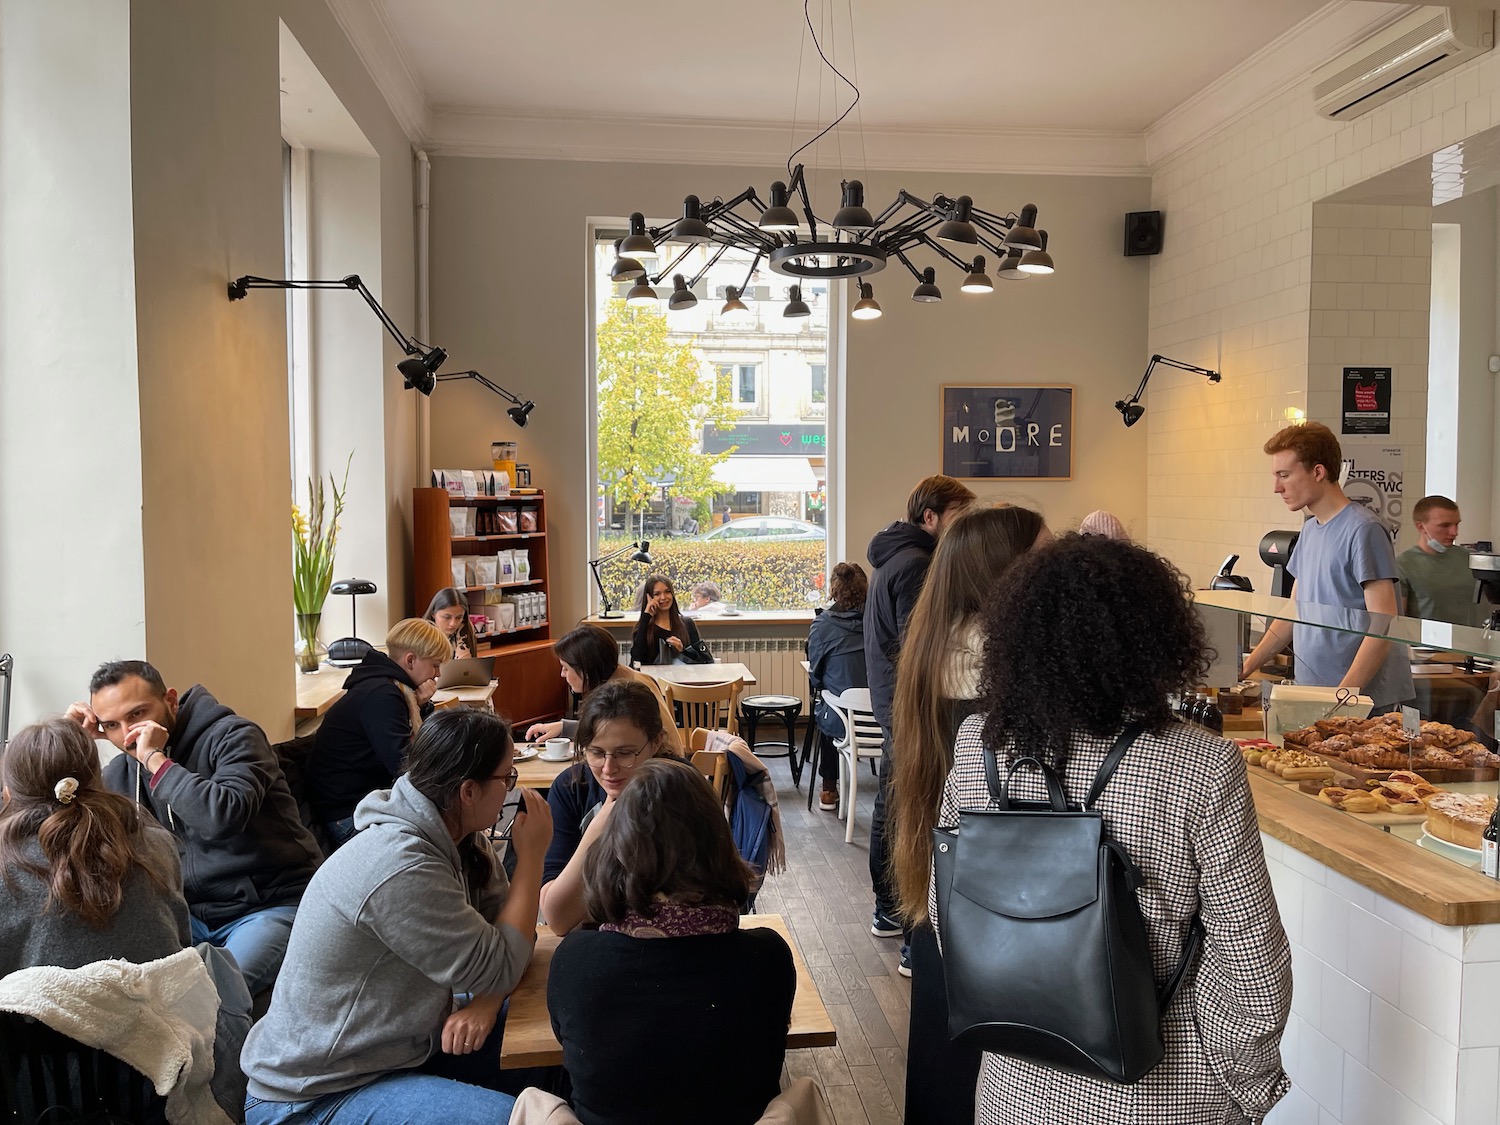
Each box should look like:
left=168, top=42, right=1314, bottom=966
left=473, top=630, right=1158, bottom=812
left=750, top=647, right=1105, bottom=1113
left=191, top=905, right=299, bottom=996
left=245, top=1072, right=515, bottom=1125
left=324, top=817, right=358, bottom=850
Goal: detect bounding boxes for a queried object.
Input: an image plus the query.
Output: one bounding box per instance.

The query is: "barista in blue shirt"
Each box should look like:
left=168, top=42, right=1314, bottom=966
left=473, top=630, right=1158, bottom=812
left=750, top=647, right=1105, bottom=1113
left=1241, top=422, right=1413, bottom=710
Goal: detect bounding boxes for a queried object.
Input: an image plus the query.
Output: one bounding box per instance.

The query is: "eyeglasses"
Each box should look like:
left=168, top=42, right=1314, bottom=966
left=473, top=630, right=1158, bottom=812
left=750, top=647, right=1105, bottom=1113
left=581, top=745, right=647, bottom=766
left=490, top=767, right=519, bottom=789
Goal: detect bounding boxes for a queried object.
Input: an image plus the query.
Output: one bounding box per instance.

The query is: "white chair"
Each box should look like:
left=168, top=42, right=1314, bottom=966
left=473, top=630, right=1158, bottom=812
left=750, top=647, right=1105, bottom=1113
left=821, top=687, right=884, bottom=844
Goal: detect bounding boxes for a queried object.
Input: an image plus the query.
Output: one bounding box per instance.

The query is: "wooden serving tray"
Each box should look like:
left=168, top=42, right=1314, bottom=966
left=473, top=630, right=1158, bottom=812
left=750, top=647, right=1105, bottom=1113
left=1305, top=751, right=1498, bottom=785
left=1293, top=778, right=1431, bottom=825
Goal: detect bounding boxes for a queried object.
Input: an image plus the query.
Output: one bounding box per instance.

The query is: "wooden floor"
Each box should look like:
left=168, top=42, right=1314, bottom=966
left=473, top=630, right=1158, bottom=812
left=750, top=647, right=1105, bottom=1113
left=759, top=760, right=909, bottom=1125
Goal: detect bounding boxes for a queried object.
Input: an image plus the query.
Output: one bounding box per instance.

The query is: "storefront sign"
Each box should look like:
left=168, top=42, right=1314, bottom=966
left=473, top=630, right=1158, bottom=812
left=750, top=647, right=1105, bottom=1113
left=1341, top=366, right=1392, bottom=435
left=702, top=423, right=826, bottom=456
left=1341, top=443, right=1402, bottom=542
left=941, top=385, right=1073, bottom=480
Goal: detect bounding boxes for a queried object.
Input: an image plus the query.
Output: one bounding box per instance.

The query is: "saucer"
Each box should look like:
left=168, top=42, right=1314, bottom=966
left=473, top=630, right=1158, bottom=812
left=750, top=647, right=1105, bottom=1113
left=538, top=751, right=574, bottom=763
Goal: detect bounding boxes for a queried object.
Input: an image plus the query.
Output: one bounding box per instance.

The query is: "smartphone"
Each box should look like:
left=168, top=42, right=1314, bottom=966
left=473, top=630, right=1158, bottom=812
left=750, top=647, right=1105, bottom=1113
left=490, top=789, right=523, bottom=845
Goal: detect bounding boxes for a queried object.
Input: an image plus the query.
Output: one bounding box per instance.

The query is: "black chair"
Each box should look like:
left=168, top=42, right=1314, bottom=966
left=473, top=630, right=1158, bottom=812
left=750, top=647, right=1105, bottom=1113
left=737, top=695, right=804, bottom=787
left=0, top=1011, right=167, bottom=1124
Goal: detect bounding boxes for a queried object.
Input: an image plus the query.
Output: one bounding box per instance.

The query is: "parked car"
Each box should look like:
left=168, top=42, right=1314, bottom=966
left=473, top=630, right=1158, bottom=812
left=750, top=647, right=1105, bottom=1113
left=699, top=516, right=826, bottom=541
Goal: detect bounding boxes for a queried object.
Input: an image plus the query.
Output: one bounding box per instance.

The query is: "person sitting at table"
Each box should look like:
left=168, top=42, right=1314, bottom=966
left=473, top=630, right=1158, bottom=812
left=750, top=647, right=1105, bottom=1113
left=539, top=680, right=684, bottom=936
left=629, top=575, right=702, bottom=666
left=682, top=581, right=726, bottom=617
left=525, top=625, right=681, bottom=754
left=423, top=587, right=479, bottom=658
left=544, top=758, right=794, bottom=1125
left=806, top=561, right=869, bottom=813
left=0, top=716, right=189, bottom=975
left=308, top=618, right=449, bottom=850
left=65, top=660, right=322, bottom=998
left=241, top=708, right=552, bottom=1125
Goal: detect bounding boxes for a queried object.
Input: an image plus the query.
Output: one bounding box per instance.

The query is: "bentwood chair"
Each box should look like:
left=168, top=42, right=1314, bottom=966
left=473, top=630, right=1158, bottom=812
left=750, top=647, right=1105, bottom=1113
left=663, top=679, right=744, bottom=745
left=0, top=1011, right=167, bottom=1124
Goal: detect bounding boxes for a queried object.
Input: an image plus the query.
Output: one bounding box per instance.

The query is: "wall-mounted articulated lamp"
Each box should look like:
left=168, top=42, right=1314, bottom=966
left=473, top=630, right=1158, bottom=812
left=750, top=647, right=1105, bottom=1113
left=435, top=370, right=536, bottom=428
left=589, top=540, right=653, bottom=619
left=1114, top=354, right=1221, bottom=427
left=228, top=274, right=448, bottom=392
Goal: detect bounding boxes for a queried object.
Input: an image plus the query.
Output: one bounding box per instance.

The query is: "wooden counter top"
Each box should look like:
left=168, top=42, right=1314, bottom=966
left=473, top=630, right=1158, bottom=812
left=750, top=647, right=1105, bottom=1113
left=584, top=611, right=814, bottom=628
left=1249, top=770, right=1500, bottom=926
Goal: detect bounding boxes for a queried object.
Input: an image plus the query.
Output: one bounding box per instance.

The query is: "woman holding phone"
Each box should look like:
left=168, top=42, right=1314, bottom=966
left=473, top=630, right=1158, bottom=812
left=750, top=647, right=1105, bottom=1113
left=629, top=575, right=702, bottom=666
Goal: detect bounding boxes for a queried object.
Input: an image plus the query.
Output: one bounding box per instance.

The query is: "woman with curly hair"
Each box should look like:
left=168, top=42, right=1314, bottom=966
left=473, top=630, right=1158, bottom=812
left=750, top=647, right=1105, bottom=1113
left=887, top=503, right=1047, bottom=1125
left=0, top=716, right=188, bottom=974
left=937, top=534, right=1291, bottom=1125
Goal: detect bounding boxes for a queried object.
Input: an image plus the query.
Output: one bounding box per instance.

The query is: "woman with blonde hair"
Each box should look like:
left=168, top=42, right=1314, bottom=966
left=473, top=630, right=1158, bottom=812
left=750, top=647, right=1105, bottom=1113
left=0, top=716, right=188, bottom=974
left=889, top=502, right=1049, bottom=1125
left=309, top=617, right=452, bottom=848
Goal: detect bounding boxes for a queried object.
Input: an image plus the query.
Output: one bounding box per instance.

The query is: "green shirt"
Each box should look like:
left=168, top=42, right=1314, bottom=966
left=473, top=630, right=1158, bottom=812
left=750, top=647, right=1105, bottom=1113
left=1397, top=545, right=1483, bottom=626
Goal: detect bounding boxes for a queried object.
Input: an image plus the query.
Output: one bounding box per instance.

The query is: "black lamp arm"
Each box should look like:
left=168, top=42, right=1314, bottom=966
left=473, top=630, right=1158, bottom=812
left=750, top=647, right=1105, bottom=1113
left=433, top=370, right=526, bottom=407
left=1125, top=353, right=1223, bottom=406
left=228, top=274, right=424, bottom=358
left=892, top=249, right=926, bottom=284
left=588, top=559, right=613, bottom=616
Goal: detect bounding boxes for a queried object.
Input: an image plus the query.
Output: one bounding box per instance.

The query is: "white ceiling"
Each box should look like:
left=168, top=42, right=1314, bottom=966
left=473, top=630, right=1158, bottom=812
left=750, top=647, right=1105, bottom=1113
left=377, top=0, right=1326, bottom=133
left=329, top=1, right=1413, bottom=171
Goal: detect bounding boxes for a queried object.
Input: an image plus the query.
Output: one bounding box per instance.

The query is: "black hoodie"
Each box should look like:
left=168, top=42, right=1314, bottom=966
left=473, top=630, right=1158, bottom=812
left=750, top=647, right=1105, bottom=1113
left=101, top=685, right=322, bottom=929
left=863, top=520, right=937, bottom=733
left=308, top=649, right=426, bottom=823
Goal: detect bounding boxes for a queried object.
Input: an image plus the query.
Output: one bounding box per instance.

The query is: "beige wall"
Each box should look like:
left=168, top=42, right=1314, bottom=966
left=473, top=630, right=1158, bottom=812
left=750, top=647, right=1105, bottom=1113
left=427, top=157, right=1150, bottom=624
left=117, top=0, right=415, bottom=740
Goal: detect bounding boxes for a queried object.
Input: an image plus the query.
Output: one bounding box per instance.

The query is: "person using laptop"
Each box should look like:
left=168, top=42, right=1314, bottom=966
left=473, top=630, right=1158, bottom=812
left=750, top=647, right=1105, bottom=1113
left=308, top=619, right=449, bottom=850
left=423, top=587, right=478, bottom=659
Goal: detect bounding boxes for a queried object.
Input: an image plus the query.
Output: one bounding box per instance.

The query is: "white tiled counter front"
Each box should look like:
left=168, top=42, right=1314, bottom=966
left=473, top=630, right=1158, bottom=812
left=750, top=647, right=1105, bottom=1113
left=1262, top=832, right=1500, bottom=1125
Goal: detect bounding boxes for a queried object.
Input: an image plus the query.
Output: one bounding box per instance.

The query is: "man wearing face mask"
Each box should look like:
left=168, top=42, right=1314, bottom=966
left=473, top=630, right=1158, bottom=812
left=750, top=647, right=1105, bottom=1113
left=1398, top=495, right=1485, bottom=626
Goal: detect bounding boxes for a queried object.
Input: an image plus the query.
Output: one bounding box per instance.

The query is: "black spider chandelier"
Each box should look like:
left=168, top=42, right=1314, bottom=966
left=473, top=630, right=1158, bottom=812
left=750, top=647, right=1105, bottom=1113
left=611, top=176, right=1054, bottom=321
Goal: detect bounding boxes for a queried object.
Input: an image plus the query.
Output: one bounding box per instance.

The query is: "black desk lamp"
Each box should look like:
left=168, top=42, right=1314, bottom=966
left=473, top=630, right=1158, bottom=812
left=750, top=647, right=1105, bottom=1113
left=589, top=542, right=653, bottom=619
left=434, top=370, right=536, bottom=428
left=1115, top=354, right=1221, bottom=427
left=328, top=578, right=378, bottom=666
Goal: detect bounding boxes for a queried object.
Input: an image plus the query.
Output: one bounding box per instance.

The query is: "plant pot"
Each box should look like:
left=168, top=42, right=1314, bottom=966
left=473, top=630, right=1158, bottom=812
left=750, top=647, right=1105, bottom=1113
left=295, top=612, right=327, bottom=673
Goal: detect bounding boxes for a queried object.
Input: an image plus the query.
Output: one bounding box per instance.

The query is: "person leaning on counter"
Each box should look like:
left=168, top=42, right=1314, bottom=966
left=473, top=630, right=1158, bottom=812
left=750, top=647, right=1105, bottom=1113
left=1241, top=422, right=1414, bottom=710
left=1398, top=494, right=1486, bottom=627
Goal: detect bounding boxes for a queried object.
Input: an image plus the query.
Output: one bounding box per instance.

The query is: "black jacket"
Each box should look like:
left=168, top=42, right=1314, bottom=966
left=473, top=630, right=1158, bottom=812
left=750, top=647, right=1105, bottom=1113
left=308, top=650, right=426, bottom=823
left=101, top=685, right=321, bottom=929
left=864, top=520, right=937, bottom=733
left=629, top=613, right=701, bottom=666
left=806, top=606, right=867, bottom=739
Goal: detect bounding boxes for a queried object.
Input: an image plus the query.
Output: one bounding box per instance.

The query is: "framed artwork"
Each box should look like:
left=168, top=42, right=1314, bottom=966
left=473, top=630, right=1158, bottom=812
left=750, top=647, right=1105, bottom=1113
left=940, top=385, right=1074, bottom=480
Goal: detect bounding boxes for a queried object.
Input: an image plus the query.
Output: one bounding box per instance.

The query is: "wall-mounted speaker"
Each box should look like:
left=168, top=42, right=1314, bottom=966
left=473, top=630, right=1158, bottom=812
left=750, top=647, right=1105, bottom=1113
left=1124, top=211, right=1164, bottom=257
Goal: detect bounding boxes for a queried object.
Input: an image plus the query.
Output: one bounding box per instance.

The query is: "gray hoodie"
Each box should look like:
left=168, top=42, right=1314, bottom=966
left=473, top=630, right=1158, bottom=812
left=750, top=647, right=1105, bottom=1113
left=240, top=776, right=533, bottom=1102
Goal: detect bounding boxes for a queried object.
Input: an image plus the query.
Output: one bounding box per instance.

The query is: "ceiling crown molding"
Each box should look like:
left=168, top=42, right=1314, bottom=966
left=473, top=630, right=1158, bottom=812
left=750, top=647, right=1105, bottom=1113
left=424, top=106, right=1149, bottom=176
left=1145, top=2, right=1416, bottom=168
left=325, top=0, right=429, bottom=145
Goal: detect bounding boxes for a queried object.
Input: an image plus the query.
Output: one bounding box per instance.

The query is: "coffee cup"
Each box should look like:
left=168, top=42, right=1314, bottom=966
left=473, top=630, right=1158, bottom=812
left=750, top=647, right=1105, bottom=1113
left=542, top=738, right=572, bottom=761
left=721, top=602, right=740, bottom=616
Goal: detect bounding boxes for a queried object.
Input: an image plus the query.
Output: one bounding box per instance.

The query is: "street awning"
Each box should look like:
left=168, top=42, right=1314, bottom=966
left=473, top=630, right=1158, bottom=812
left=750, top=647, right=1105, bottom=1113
left=711, top=456, right=818, bottom=493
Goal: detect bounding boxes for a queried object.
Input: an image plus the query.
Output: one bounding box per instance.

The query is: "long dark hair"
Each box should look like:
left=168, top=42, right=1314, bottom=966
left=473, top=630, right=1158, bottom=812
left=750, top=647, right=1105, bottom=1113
left=890, top=504, right=1046, bottom=924
left=0, top=718, right=171, bottom=929
left=423, top=587, right=479, bottom=657
left=403, top=708, right=513, bottom=898
left=583, top=758, right=753, bottom=920
left=636, top=574, right=689, bottom=644
left=979, top=534, right=1212, bottom=766
left=555, top=625, right=620, bottom=693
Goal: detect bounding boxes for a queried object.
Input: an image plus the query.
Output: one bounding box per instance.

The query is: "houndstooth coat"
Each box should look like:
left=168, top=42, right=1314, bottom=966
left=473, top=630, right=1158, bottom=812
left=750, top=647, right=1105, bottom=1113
left=932, top=714, right=1292, bottom=1125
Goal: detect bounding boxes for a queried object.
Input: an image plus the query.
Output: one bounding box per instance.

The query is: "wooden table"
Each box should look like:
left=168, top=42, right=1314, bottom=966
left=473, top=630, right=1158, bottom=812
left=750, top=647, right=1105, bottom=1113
left=499, top=912, right=836, bottom=1068
left=295, top=667, right=499, bottom=723
left=637, top=661, right=758, bottom=688
left=514, top=751, right=576, bottom=790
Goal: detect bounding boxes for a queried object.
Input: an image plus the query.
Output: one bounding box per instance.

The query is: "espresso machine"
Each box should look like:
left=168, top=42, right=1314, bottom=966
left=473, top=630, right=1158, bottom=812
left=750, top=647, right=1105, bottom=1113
left=1473, top=551, right=1500, bottom=630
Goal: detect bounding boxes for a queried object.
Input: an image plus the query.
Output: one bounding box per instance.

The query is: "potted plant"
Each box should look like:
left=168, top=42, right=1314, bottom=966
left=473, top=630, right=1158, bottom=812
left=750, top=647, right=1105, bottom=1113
left=292, top=455, right=351, bottom=673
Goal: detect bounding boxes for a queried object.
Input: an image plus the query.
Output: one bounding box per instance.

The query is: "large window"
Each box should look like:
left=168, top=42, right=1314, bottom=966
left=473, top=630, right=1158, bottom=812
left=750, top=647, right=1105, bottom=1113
left=591, top=232, right=831, bottom=611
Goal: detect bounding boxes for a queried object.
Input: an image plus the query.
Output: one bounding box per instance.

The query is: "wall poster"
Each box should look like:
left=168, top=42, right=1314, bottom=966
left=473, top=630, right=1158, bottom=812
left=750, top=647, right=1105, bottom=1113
left=1341, top=366, right=1392, bottom=435
left=940, top=385, right=1073, bottom=480
left=1341, top=443, right=1403, bottom=542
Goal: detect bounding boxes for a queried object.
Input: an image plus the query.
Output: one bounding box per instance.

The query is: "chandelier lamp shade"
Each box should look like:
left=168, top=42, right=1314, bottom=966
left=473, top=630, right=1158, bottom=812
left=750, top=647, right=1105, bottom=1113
left=1115, top=354, right=1222, bottom=428
left=228, top=274, right=449, bottom=393
left=611, top=176, right=1054, bottom=321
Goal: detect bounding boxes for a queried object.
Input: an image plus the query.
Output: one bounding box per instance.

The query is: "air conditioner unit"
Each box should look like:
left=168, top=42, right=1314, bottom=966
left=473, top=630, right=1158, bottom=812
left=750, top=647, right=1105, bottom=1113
left=1314, top=7, right=1494, bottom=120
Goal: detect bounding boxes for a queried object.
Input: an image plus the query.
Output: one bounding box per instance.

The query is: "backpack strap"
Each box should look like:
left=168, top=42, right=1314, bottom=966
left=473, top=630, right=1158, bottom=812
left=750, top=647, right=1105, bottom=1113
left=1083, top=721, right=1148, bottom=810
left=1158, top=915, right=1205, bottom=1009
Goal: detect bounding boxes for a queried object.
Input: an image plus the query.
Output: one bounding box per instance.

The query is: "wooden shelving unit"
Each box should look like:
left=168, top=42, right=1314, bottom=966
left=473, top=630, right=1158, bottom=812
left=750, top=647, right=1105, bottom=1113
left=413, top=487, right=567, bottom=728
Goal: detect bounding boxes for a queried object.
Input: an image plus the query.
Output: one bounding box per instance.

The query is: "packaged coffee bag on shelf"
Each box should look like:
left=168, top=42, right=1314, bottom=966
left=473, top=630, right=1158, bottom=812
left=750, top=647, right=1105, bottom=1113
left=497, top=509, right=518, bottom=534
left=518, top=506, right=538, bottom=533
left=450, top=558, right=469, bottom=588
left=474, top=556, right=497, bottom=586
left=514, top=550, right=531, bottom=582
left=497, top=550, right=517, bottom=584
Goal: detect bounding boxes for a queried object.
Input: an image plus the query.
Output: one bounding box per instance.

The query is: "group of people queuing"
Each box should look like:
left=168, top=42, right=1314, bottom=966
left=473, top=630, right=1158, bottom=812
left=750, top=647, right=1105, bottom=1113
left=1, top=641, right=796, bottom=1123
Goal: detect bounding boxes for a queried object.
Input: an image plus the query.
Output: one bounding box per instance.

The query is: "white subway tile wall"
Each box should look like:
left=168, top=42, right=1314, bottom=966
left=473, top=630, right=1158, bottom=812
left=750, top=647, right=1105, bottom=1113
left=1145, top=52, right=1500, bottom=582
left=1261, top=834, right=1500, bottom=1125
